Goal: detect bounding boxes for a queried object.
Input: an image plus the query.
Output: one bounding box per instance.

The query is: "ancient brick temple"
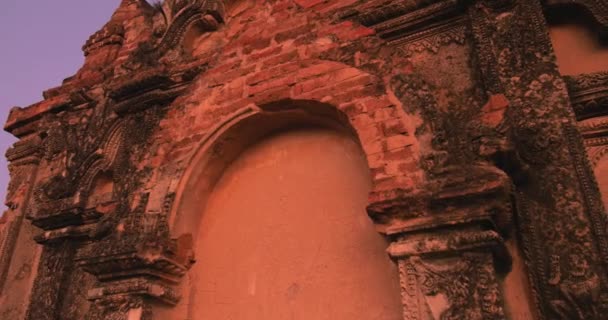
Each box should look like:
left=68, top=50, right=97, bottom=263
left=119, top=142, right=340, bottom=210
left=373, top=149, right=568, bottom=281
left=0, top=0, right=607, bottom=319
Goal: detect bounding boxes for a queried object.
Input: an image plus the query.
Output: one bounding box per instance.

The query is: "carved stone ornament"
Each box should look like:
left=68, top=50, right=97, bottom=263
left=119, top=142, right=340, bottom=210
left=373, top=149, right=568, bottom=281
left=341, top=0, right=469, bottom=55
left=29, top=109, right=124, bottom=231
left=564, top=72, right=608, bottom=121
left=398, top=252, right=505, bottom=320
left=155, top=0, right=225, bottom=55
left=466, top=1, right=608, bottom=319
left=368, top=161, right=513, bottom=319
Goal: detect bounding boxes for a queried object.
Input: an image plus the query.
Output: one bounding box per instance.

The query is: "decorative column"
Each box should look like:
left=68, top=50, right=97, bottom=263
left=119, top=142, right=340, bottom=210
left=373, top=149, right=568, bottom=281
left=76, top=194, right=192, bottom=320
left=368, top=165, right=512, bottom=320
left=0, top=137, right=41, bottom=295
left=468, top=1, right=608, bottom=318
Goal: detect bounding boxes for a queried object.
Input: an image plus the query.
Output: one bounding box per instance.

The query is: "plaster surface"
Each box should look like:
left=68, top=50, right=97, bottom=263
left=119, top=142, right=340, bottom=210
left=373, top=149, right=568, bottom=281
left=550, top=24, right=608, bottom=75
left=188, top=128, right=403, bottom=320
left=596, top=159, right=608, bottom=209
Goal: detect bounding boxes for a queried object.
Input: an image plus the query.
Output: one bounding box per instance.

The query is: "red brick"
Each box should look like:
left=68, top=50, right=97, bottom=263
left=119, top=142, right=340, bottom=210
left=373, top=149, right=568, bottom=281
left=294, top=0, right=324, bottom=9
left=242, top=37, right=272, bottom=54
left=292, top=68, right=368, bottom=95
left=383, top=147, right=414, bottom=161
left=250, top=86, right=292, bottom=105
left=385, top=134, right=413, bottom=151
left=246, top=62, right=301, bottom=85
left=247, top=75, right=297, bottom=96
left=246, top=46, right=283, bottom=64
left=275, top=24, right=313, bottom=43
left=262, top=51, right=299, bottom=69
left=381, top=118, right=408, bottom=136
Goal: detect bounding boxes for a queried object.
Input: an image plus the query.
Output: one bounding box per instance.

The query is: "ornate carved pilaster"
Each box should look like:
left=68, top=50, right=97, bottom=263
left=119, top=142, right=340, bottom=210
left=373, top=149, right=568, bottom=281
left=76, top=194, right=192, bottom=320
left=468, top=1, right=608, bottom=318
left=368, top=165, right=512, bottom=320
left=564, top=72, right=608, bottom=121
left=0, top=137, right=42, bottom=295
left=394, top=241, right=504, bottom=320
left=25, top=240, right=77, bottom=320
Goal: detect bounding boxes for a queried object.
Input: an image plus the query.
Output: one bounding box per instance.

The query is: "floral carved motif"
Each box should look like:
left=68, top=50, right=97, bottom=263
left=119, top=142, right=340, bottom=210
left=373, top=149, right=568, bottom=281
left=399, top=253, right=505, bottom=320
left=466, top=1, right=608, bottom=319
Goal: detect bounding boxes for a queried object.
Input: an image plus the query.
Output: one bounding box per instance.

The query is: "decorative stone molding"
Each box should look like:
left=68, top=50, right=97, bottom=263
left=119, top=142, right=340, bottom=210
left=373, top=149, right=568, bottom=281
left=397, top=251, right=504, bottom=320
left=108, top=61, right=208, bottom=115
left=83, top=21, right=125, bottom=56
left=73, top=192, right=192, bottom=319
left=155, top=0, right=225, bottom=56
left=29, top=116, right=124, bottom=231
left=564, top=72, right=608, bottom=121
left=588, top=145, right=608, bottom=167
left=342, top=0, right=468, bottom=55
left=368, top=164, right=512, bottom=319
left=466, top=1, right=608, bottom=318
left=392, top=19, right=467, bottom=56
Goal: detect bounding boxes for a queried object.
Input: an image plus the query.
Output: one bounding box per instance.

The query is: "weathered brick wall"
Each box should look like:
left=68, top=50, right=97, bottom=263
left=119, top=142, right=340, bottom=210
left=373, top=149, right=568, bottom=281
left=0, top=0, right=607, bottom=319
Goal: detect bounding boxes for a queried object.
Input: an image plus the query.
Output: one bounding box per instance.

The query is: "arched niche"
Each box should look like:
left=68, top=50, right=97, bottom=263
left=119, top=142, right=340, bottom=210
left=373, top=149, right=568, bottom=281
left=169, top=100, right=361, bottom=239
left=164, top=100, right=403, bottom=319
left=545, top=3, right=608, bottom=75
left=84, top=171, right=115, bottom=210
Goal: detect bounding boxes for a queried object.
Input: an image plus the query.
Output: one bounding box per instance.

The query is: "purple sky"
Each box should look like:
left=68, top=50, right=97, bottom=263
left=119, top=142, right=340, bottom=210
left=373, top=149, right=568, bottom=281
left=0, top=1, right=120, bottom=208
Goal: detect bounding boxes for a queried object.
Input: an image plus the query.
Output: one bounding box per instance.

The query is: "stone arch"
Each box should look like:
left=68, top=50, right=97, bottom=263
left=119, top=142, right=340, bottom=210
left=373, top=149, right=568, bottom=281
left=169, top=99, right=380, bottom=239
left=84, top=171, right=115, bottom=210
left=165, top=98, right=403, bottom=319
left=76, top=120, right=125, bottom=203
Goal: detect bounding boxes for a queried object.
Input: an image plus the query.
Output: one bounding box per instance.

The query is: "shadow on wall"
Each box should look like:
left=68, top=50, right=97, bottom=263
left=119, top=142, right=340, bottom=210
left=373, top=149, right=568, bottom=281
left=546, top=4, right=608, bottom=75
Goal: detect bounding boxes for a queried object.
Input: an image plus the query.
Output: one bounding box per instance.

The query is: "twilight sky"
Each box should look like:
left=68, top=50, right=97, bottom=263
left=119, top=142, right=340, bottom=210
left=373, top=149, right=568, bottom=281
left=0, top=1, right=120, bottom=208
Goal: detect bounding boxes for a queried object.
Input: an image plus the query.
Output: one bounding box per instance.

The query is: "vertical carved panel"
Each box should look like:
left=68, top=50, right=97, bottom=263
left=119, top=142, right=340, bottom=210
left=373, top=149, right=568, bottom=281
left=388, top=229, right=508, bottom=320
left=399, top=253, right=504, bottom=320
left=25, top=241, right=77, bottom=320
left=0, top=143, right=41, bottom=297
left=467, top=1, right=608, bottom=318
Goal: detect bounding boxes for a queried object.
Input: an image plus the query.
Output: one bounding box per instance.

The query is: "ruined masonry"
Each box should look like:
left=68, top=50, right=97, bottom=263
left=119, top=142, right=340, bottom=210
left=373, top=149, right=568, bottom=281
left=0, top=0, right=608, bottom=319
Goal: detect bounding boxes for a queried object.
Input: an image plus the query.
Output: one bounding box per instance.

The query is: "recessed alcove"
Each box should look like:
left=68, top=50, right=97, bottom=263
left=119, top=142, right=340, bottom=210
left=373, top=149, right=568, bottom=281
left=546, top=5, right=608, bottom=75
left=162, top=102, right=403, bottom=319
left=85, top=171, right=114, bottom=209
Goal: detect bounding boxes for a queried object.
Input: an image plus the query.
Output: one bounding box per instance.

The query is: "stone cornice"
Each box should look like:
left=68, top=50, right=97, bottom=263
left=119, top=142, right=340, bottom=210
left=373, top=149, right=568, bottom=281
left=87, top=278, right=181, bottom=306
left=342, top=0, right=467, bottom=41
left=107, top=61, right=208, bottom=115
left=388, top=229, right=509, bottom=263
left=5, top=136, right=42, bottom=165
left=368, top=164, right=513, bottom=236
left=565, top=72, right=608, bottom=120
left=4, top=96, right=71, bottom=137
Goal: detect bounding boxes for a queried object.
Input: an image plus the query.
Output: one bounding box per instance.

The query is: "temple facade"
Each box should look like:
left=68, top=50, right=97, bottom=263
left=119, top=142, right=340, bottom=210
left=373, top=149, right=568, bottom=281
left=0, top=0, right=607, bottom=319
